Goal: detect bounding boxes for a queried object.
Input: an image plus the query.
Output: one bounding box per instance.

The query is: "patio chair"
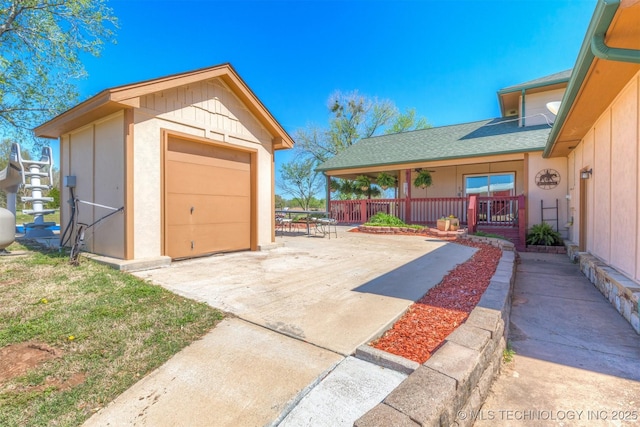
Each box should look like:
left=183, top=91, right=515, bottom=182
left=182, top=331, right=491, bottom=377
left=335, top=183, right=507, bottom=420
left=275, top=214, right=292, bottom=236
left=314, top=214, right=338, bottom=239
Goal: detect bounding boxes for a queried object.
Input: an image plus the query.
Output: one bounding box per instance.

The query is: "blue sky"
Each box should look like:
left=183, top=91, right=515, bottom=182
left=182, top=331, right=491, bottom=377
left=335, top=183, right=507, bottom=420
left=61, top=0, right=597, bottom=193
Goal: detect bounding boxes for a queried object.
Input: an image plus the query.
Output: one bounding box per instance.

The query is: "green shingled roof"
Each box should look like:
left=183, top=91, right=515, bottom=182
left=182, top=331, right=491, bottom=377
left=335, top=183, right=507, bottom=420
left=498, top=69, right=572, bottom=94
left=316, top=118, right=551, bottom=172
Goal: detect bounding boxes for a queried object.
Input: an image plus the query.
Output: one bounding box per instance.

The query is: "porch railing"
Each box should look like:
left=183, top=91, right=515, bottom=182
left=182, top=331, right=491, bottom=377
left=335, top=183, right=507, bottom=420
left=330, top=199, right=404, bottom=224
left=330, top=197, right=468, bottom=225
left=409, top=198, right=468, bottom=224
left=329, top=195, right=524, bottom=231
left=476, top=196, right=520, bottom=227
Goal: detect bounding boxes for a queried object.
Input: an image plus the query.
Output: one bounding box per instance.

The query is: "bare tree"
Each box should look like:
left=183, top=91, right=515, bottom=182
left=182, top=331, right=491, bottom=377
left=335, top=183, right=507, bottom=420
left=278, top=157, right=323, bottom=211
left=294, top=90, right=430, bottom=163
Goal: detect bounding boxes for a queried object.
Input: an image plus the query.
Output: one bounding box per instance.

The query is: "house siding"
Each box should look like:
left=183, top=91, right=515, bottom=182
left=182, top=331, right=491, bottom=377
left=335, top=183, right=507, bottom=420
left=404, top=160, right=525, bottom=199
left=526, top=152, right=568, bottom=234
left=60, top=112, right=126, bottom=259
left=133, top=77, right=274, bottom=259
left=570, top=70, right=640, bottom=281
left=519, top=88, right=565, bottom=127
left=594, top=112, right=612, bottom=262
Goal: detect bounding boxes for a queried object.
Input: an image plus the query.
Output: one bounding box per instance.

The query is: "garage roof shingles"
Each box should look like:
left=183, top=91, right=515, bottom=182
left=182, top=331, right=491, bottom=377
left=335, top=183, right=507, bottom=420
left=316, top=118, right=551, bottom=172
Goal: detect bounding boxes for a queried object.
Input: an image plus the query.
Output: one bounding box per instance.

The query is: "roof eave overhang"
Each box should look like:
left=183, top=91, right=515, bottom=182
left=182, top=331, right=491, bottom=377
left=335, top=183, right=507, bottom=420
left=544, top=0, right=640, bottom=158
left=34, top=64, right=295, bottom=149
left=497, top=78, right=571, bottom=96
left=317, top=147, right=545, bottom=175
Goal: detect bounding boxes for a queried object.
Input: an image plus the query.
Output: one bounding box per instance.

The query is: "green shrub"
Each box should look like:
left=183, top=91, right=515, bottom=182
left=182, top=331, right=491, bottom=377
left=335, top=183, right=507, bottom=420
left=526, top=222, right=562, bottom=246
left=366, top=212, right=406, bottom=227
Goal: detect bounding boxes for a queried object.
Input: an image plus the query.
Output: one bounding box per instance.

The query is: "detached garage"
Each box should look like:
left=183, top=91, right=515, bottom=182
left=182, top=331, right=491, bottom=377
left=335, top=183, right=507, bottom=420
left=35, top=64, right=293, bottom=266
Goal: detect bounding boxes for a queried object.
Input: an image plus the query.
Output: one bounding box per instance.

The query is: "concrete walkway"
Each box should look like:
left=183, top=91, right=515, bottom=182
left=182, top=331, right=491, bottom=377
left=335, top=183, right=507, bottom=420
left=475, top=252, right=640, bottom=426
left=83, top=228, right=476, bottom=426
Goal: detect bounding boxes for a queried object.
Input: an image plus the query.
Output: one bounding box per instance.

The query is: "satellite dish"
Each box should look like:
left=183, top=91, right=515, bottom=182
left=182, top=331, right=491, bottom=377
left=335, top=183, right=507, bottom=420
left=546, top=101, right=561, bottom=115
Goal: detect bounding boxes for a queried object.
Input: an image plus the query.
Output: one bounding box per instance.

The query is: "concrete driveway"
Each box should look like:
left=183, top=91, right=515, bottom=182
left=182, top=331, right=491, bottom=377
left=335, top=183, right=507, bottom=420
left=135, top=228, right=477, bottom=355
left=84, top=229, right=476, bottom=426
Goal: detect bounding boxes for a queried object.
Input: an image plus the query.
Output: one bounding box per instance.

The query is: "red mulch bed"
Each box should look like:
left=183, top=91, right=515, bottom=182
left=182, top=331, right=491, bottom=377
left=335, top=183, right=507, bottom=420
left=371, top=240, right=502, bottom=363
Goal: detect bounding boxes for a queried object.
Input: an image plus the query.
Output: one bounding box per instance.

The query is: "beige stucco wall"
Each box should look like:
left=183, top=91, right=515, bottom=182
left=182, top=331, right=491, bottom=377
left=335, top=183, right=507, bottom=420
left=133, top=77, right=275, bottom=259
left=520, top=88, right=565, bottom=127
left=526, top=152, right=569, bottom=236
left=568, top=70, right=640, bottom=281
left=60, top=112, right=125, bottom=258
left=406, top=160, right=525, bottom=198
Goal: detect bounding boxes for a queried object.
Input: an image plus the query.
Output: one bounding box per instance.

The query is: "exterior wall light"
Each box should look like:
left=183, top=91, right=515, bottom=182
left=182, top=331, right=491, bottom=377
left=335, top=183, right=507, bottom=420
left=581, top=169, right=593, bottom=179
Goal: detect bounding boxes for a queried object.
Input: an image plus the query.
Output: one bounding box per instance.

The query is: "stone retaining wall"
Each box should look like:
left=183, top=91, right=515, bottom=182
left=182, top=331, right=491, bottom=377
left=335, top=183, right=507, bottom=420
left=565, top=241, right=640, bottom=335
left=524, top=245, right=567, bottom=254
left=353, top=237, right=517, bottom=426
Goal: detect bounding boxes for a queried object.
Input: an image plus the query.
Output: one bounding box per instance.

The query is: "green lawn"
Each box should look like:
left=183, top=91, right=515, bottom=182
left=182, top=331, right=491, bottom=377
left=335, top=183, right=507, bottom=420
left=0, top=242, right=224, bottom=427
left=15, top=210, right=60, bottom=225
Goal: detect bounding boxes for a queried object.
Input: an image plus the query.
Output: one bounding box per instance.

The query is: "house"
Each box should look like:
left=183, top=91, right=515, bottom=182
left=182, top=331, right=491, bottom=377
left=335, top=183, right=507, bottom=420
left=35, top=64, right=294, bottom=266
left=544, top=0, right=639, bottom=331
left=317, top=70, right=571, bottom=249
left=318, top=0, right=640, bottom=333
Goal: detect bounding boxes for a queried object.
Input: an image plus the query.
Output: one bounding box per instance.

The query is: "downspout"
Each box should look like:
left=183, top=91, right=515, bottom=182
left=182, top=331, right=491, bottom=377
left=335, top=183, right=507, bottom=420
left=591, top=30, right=640, bottom=63
left=591, top=0, right=640, bottom=64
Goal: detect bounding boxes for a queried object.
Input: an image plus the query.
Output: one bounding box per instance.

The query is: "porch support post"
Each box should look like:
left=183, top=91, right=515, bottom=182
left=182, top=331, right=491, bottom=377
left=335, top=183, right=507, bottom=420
left=405, top=169, right=412, bottom=223
left=360, top=199, right=367, bottom=223
left=518, top=194, right=526, bottom=245
left=467, top=195, right=477, bottom=233
left=325, top=174, right=331, bottom=214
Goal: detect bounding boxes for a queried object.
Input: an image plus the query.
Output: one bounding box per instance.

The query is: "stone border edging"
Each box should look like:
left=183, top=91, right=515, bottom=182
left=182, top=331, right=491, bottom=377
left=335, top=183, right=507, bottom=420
left=565, top=241, right=640, bottom=335
left=353, top=237, right=517, bottom=426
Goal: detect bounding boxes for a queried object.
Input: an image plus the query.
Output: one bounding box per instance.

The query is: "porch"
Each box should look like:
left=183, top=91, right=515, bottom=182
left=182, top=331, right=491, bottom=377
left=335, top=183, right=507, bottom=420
left=330, top=195, right=526, bottom=249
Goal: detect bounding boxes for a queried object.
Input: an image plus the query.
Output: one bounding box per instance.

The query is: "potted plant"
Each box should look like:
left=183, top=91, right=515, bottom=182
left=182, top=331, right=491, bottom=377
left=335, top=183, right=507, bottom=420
left=355, top=175, right=371, bottom=191
left=376, top=172, right=396, bottom=190
left=437, top=216, right=451, bottom=231
left=413, top=169, right=433, bottom=189
left=448, top=214, right=459, bottom=231
left=329, top=178, right=341, bottom=193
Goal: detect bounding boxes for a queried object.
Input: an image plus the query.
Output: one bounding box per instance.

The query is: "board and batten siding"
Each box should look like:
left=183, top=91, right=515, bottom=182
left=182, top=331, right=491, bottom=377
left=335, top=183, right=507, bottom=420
left=59, top=111, right=126, bottom=259
left=525, top=152, right=568, bottom=234
left=132, top=77, right=275, bottom=259
left=568, top=70, right=640, bottom=281
left=520, top=88, right=566, bottom=127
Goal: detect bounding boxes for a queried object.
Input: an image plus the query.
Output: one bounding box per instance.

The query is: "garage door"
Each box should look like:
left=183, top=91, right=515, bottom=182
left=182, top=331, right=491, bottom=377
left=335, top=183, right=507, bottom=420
left=165, top=136, right=252, bottom=259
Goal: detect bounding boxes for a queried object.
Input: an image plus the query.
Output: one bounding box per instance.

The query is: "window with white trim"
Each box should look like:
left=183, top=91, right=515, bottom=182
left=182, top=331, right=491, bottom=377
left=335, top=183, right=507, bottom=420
left=464, top=173, right=515, bottom=197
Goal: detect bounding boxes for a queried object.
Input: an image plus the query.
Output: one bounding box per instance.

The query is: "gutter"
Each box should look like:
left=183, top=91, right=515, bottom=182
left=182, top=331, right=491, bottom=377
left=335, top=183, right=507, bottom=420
left=591, top=21, right=640, bottom=63
left=544, top=0, right=640, bottom=157
left=496, top=75, right=571, bottom=96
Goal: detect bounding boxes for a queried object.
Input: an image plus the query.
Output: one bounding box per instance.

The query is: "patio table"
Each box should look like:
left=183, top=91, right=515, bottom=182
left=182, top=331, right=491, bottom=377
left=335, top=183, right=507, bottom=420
left=275, top=210, right=330, bottom=236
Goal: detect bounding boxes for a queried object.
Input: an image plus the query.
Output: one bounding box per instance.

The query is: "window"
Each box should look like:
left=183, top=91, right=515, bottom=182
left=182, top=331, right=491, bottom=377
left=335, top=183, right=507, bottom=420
left=465, top=173, right=515, bottom=196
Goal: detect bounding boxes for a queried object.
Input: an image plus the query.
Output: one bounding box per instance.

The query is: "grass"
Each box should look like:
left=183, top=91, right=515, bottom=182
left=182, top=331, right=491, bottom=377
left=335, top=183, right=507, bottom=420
left=503, top=341, right=516, bottom=363
left=473, top=231, right=510, bottom=241
left=15, top=210, right=60, bottom=225
left=0, top=241, right=224, bottom=427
